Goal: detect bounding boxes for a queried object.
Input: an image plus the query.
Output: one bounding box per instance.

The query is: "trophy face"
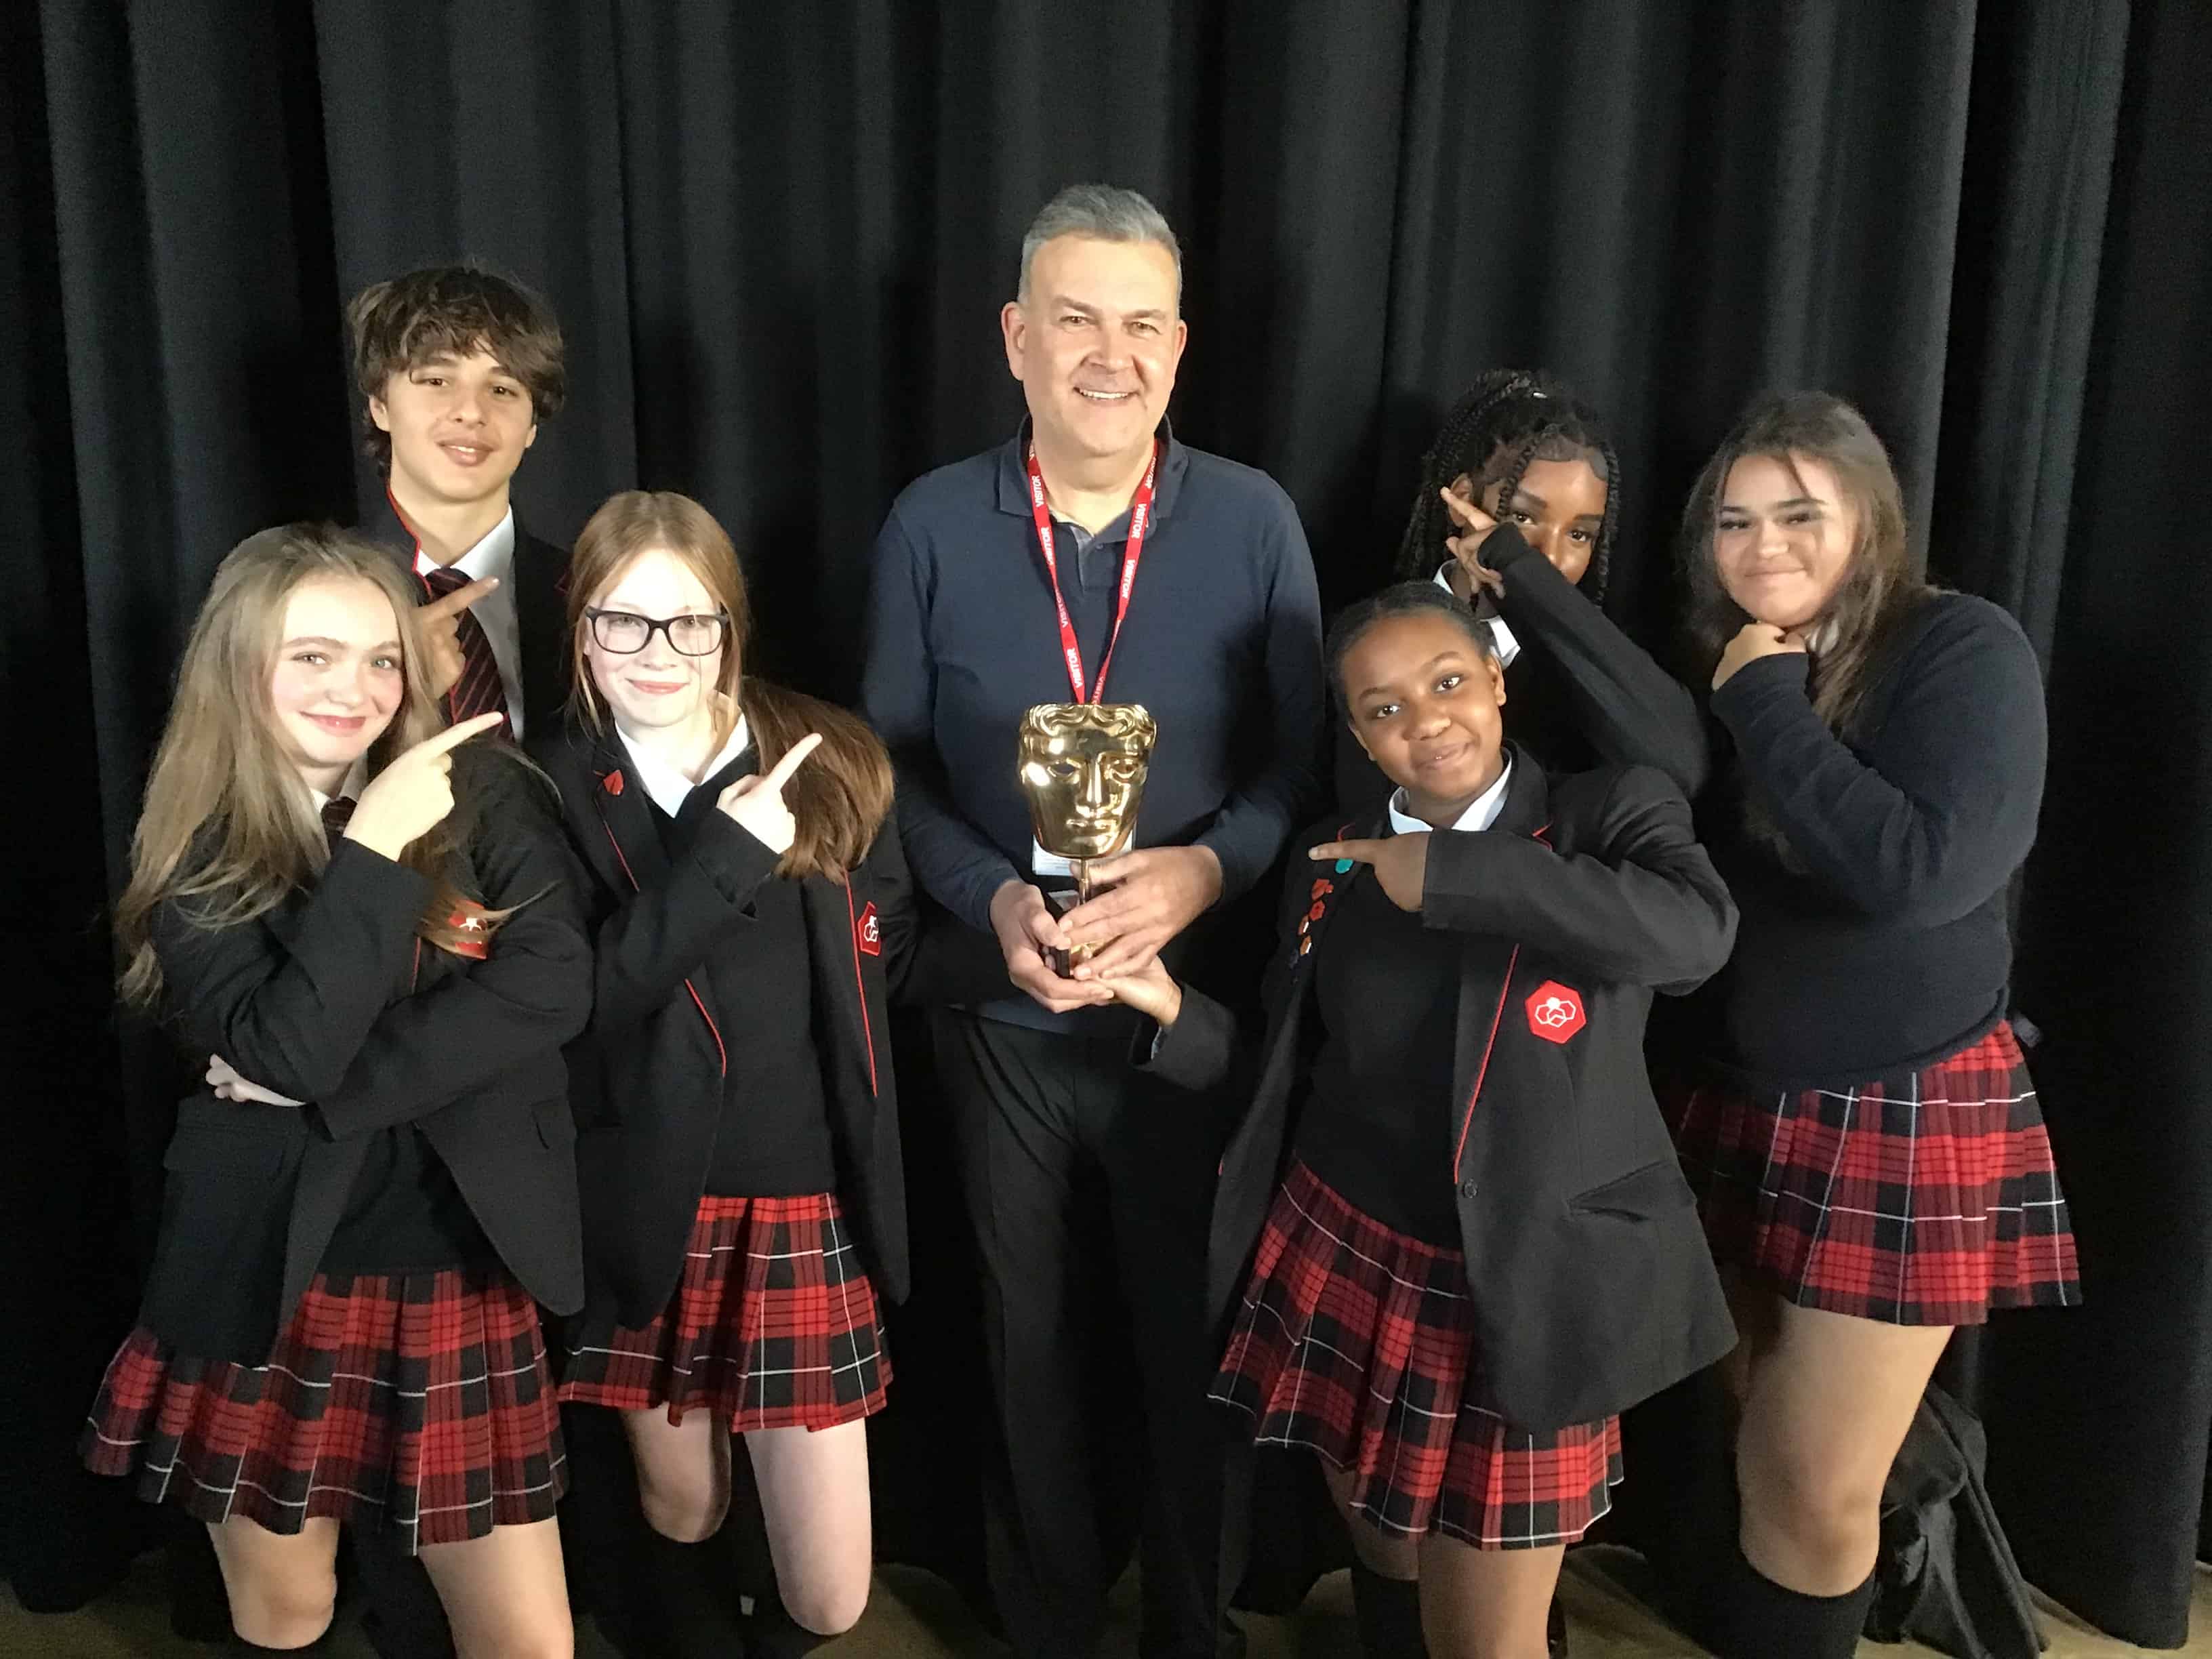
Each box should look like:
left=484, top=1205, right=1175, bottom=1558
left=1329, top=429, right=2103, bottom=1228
left=1018, top=703, right=1158, bottom=862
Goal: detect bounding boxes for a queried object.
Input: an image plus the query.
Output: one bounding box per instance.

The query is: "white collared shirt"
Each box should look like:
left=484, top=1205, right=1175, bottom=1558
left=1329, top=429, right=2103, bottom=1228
left=309, top=758, right=369, bottom=817
left=617, top=714, right=754, bottom=819
left=415, top=508, right=527, bottom=737
left=1387, top=755, right=1514, bottom=837
left=1430, top=563, right=1520, bottom=665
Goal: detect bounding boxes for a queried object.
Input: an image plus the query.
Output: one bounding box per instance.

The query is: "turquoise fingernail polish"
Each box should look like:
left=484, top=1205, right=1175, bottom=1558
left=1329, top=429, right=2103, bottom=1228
left=1334, top=859, right=1353, bottom=874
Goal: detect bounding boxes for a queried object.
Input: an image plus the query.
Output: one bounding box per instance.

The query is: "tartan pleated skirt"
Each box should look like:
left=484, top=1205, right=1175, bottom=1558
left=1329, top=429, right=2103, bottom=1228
left=1663, top=1023, right=2080, bottom=1325
left=560, top=1191, right=890, bottom=1431
left=81, top=1265, right=565, bottom=1552
left=1210, top=1160, right=1621, bottom=1550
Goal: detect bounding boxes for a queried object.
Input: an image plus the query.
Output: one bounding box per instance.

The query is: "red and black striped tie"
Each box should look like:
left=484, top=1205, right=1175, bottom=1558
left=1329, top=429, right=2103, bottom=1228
left=321, top=796, right=356, bottom=845
left=419, top=565, right=512, bottom=726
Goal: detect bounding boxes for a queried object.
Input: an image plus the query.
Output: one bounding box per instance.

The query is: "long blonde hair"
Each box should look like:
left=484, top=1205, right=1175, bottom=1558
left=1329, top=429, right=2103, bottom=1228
left=117, top=525, right=480, bottom=1006
left=566, top=491, right=894, bottom=882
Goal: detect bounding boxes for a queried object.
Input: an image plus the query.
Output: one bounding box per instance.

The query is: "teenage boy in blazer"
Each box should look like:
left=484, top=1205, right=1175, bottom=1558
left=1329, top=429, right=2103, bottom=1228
left=348, top=265, right=573, bottom=742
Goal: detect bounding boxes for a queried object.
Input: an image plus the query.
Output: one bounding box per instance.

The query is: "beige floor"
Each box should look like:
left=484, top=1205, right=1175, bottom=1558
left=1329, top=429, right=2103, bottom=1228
left=5, top=1548, right=2207, bottom=1658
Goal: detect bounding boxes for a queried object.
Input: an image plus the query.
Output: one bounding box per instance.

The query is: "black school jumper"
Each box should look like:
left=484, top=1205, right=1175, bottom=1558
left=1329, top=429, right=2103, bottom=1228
left=1664, top=592, right=2078, bottom=1319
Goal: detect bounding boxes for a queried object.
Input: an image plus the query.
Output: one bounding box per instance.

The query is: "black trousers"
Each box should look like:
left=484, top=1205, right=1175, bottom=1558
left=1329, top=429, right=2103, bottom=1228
left=934, top=1008, right=1238, bottom=1659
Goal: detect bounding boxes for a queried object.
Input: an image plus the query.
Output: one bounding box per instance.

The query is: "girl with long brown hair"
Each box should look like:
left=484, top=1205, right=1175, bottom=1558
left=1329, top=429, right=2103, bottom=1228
left=533, top=490, right=996, bottom=1656
left=86, top=525, right=591, bottom=1656
left=1661, top=394, right=2078, bottom=1658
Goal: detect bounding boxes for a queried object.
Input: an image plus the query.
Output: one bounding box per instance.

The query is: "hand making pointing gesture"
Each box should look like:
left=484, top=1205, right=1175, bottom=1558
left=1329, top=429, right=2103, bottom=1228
left=417, top=575, right=502, bottom=699
left=1307, top=831, right=1430, bottom=913
left=343, top=710, right=506, bottom=860
left=716, top=731, right=823, bottom=853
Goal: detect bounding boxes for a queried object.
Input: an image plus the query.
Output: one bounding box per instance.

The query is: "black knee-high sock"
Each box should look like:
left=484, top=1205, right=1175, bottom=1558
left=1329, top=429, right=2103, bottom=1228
left=1704, top=1538, right=1875, bottom=1659
left=602, top=1520, right=747, bottom=1658
left=1349, top=1559, right=1427, bottom=1658
left=350, top=1527, right=455, bottom=1659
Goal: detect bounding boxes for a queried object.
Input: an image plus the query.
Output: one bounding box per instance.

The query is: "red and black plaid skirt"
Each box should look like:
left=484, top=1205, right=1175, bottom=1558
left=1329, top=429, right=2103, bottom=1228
left=1663, top=1023, right=2080, bottom=1326
left=81, top=1265, right=565, bottom=1553
left=561, top=1191, right=890, bottom=1430
left=1210, top=1161, right=1621, bottom=1551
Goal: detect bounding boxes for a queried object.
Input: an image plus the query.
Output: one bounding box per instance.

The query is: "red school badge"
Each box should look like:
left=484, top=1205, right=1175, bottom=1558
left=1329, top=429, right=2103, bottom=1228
left=855, top=901, right=881, bottom=958
left=1525, top=981, right=1585, bottom=1044
left=447, top=900, right=493, bottom=959
left=602, top=769, right=625, bottom=796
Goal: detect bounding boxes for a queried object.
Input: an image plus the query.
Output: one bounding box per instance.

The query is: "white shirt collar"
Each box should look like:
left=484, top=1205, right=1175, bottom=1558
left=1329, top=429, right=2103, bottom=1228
left=617, top=713, right=754, bottom=819
left=308, top=757, right=369, bottom=814
left=411, top=506, right=516, bottom=583
left=1387, top=755, right=1513, bottom=837
left=1428, top=564, right=1520, bottom=665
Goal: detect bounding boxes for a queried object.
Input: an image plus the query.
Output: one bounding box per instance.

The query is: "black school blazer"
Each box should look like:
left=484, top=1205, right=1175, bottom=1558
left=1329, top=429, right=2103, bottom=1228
left=1147, top=747, right=1740, bottom=1431
left=138, top=748, right=592, bottom=1365
left=534, top=722, right=1005, bottom=1330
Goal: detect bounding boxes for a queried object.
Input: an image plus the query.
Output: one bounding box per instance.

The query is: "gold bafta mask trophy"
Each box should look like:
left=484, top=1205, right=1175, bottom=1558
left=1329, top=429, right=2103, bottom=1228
left=1017, top=703, right=1158, bottom=972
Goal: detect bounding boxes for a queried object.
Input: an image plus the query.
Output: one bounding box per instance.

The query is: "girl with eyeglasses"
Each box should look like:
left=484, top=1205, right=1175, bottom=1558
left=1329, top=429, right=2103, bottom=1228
left=533, top=490, right=997, bottom=1655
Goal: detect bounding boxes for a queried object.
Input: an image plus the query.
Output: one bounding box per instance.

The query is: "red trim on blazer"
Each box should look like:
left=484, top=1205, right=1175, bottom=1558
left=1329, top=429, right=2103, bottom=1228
left=844, top=883, right=879, bottom=1094
left=1448, top=825, right=1550, bottom=1178
left=1452, top=944, right=1519, bottom=1179
left=598, top=813, right=728, bottom=1078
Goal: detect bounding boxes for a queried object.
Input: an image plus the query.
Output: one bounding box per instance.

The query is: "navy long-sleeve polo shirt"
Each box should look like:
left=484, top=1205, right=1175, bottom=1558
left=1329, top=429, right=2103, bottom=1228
left=861, top=424, right=1324, bottom=1031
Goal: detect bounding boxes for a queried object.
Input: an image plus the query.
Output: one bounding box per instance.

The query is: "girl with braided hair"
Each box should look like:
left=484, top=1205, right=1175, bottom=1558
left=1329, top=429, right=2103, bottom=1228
left=1336, top=371, right=1706, bottom=811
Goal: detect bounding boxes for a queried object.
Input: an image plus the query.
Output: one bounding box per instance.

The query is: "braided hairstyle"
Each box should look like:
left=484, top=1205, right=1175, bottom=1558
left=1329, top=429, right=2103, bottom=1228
left=1394, top=369, right=1623, bottom=603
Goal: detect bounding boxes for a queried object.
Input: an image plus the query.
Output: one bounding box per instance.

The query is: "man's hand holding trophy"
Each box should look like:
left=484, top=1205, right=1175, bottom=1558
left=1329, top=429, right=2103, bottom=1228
left=1018, top=702, right=1160, bottom=977
left=996, top=701, right=1224, bottom=1011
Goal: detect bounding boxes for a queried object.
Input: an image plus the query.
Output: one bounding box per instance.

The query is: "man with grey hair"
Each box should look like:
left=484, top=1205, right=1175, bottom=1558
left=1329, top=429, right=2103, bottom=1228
left=863, top=184, right=1324, bottom=1657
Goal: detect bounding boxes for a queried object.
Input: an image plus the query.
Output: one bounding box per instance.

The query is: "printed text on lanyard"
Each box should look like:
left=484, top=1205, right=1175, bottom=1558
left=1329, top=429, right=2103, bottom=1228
left=1025, top=438, right=1162, bottom=705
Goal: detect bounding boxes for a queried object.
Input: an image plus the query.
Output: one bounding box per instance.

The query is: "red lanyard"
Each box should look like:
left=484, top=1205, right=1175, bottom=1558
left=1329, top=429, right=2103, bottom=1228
left=1025, top=438, right=1161, bottom=705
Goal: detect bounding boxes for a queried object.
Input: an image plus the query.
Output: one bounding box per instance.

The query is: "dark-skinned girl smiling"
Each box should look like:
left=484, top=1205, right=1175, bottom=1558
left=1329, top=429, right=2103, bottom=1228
left=1103, top=582, right=1737, bottom=1659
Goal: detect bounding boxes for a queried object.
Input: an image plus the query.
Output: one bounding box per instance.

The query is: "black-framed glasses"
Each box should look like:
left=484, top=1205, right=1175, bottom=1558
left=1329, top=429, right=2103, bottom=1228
left=586, top=607, right=731, bottom=657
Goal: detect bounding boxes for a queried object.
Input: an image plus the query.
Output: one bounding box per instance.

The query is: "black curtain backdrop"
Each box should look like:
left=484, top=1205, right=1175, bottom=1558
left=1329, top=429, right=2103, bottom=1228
left=4, top=0, right=2205, bottom=1646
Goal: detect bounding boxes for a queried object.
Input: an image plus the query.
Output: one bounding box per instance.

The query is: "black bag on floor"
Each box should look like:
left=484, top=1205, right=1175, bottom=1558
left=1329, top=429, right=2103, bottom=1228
left=1867, top=1382, right=2046, bottom=1659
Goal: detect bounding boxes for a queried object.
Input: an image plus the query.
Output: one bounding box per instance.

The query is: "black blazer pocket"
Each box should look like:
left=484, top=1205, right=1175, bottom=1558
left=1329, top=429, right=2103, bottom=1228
left=1567, top=1159, right=1696, bottom=1221
left=532, top=1096, right=577, bottom=1149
